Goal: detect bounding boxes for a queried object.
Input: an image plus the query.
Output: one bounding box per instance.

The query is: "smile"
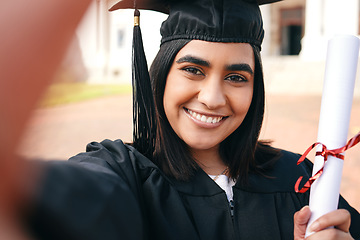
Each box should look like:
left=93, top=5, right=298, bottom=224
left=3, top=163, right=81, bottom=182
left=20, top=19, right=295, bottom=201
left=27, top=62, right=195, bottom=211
left=185, top=108, right=225, bottom=124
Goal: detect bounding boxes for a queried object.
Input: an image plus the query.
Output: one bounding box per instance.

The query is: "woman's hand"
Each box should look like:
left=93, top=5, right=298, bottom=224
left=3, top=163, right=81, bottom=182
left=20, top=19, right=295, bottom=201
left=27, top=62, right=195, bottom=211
left=0, top=0, right=91, bottom=238
left=294, top=206, right=353, bottom=240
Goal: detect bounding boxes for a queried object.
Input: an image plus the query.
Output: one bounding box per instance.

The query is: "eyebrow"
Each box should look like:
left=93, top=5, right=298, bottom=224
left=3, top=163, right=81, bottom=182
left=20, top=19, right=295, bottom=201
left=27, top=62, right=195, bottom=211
left=176, top=54, right=254, bottom=75
left=176, top=55, right=210, bottom=67
left=226, top=64, right=254, bottom=75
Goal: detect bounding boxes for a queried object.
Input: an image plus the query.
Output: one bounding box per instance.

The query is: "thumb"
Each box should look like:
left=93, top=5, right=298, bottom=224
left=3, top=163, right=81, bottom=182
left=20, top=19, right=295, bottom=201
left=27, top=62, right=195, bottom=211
left=294, top=206, right=311, bottom=240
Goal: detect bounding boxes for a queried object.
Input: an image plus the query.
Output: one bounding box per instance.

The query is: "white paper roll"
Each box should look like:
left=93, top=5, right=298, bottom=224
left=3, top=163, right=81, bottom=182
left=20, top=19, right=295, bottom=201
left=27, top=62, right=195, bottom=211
left=305, top=35, right=360, bottom=236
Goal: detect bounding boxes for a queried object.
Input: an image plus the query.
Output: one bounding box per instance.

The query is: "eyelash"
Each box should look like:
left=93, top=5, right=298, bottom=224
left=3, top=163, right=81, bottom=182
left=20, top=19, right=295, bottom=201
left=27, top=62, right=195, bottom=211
left=182, top=67, right=204, bottom=76
left=225, top=74, right=248, bottom=83
left=181, top=66, right=248, bottom=83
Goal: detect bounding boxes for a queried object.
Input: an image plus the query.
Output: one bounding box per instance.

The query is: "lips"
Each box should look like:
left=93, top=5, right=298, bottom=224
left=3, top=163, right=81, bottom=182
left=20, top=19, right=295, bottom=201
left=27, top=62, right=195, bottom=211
left=185, top=108, right=226, bottom=124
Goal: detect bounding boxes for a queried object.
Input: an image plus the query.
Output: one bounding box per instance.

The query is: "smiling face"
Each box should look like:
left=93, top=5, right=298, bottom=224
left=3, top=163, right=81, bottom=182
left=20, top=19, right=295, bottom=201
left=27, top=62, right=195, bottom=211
left=163, top=40, right=254, bottom=157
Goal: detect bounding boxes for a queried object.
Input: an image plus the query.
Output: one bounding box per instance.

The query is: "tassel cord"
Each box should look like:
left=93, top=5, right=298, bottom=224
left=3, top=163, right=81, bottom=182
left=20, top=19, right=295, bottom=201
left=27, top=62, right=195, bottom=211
left=131, top=10, right=156, bottom=159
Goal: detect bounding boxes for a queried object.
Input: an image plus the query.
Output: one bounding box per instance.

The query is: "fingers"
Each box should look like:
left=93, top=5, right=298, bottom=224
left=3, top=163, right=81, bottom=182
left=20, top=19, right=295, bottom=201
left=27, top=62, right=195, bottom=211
left=294, top=206, right=311, bottom=240
left=308, top=209, right=351, bottom=233
left=294, top=208, right=353, bottom=240
left=306, top=228, right=354, bottom=240
left=0, top=1, right=91, bottom=239
left=0, top=0, right=92, bottom=154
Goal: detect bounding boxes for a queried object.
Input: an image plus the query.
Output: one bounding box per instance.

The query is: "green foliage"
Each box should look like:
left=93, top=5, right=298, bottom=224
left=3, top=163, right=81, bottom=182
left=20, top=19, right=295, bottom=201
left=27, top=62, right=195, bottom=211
left=39, top=83, right=132, bottom=107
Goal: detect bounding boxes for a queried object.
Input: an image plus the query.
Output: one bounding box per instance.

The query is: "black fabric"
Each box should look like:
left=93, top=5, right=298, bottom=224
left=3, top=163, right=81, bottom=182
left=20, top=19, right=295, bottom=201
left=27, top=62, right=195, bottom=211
left=27, top=139, right=360, bottom=240
left=109, top=0, right=281, bottom=13
left=132, top=21, right=156, bottom=159
left=160, top=0, right=264, bottom=48
left=110, top=0, right=268, bottom=49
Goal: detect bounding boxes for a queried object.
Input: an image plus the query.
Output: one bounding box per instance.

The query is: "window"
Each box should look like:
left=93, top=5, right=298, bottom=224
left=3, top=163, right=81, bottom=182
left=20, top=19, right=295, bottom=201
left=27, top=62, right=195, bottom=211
left=280, top=8, right=304, bottom=55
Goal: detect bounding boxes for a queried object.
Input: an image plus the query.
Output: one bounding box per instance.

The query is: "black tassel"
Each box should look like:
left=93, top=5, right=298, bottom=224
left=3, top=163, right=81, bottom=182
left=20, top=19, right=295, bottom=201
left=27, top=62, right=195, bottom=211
left=132, top=9, right=156, bottom=158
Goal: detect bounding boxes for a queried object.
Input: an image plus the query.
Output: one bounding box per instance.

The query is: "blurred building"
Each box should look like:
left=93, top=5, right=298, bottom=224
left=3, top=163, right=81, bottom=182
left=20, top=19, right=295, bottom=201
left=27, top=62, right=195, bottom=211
left=261, top=0, right=306, bottom=56
left=67, top=0, right=167, bottom=83
left=63, top=0, right=360, bottom=96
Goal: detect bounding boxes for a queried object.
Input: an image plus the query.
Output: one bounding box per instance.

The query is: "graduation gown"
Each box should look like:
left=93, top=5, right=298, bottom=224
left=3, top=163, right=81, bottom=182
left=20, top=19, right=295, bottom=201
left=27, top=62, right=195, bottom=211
left=27, top=139, right=360, bottom=240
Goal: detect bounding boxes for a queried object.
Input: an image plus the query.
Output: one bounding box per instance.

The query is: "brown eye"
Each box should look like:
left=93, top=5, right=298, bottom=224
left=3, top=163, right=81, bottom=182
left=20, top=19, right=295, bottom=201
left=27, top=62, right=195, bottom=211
left=183, top=67, right=203, bottom=75
left=225, top=74, right=247, bottom=83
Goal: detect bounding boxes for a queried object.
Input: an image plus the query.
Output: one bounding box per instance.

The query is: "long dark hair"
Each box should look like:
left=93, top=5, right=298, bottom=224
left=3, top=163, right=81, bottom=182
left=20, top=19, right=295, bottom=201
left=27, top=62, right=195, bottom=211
left=149, top=39, right=279, bottom=182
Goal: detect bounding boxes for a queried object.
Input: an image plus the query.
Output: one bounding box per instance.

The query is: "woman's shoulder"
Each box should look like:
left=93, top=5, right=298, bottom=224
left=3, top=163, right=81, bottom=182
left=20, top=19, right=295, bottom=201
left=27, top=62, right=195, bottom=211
left=27, top=140, right=149, bottom=240
left=69, top=139, right=159, bottom=179
left=27, top=139, right=167, bottom=240
left=240, top=147, right=313, bottom=193
left=274, top=148, right=313, bottom=177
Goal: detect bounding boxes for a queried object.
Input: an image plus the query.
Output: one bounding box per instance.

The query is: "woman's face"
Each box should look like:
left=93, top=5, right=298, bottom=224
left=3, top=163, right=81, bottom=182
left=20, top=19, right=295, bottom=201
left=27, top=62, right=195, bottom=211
left=163, top=40, right=254, bottom=154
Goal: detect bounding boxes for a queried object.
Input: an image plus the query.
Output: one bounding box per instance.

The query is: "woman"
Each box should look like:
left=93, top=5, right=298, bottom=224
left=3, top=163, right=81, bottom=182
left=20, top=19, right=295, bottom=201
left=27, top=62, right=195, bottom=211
left=2, top=0, right=355, bottom=239
left=26, top=40, right=358, bottom=239
left=25, top=1, right=360, bottom=239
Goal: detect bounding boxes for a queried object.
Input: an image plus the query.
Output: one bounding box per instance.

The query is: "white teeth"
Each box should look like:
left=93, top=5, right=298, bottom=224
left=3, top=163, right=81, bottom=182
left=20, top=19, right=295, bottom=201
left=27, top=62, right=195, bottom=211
left=213, top=117, right=220, bottom=123
left=187, top=109, right=223, bottom=124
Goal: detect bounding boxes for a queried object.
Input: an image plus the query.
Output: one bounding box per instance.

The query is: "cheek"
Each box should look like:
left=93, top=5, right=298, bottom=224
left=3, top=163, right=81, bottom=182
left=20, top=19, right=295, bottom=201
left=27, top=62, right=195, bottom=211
left=244, top=91, right=253, bottom=112
left=163, top=73, right=197, bottom=111
left=230, top=87, right=254, bottom=116
left=163, top=72, right=176, bottom=114
left=163, top=75, right=186, bottom=121
left=163, top=83, right=174, bottom=120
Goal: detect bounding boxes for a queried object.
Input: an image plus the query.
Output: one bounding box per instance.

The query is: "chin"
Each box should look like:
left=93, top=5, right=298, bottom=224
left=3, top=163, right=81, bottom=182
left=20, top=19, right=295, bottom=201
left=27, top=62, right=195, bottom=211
left=185, top=141, right=219, bottom=152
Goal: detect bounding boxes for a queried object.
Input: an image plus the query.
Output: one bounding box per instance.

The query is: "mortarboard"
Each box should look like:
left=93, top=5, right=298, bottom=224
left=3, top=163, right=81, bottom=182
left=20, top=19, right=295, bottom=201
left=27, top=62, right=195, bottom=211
left=108, top=0, right=281, bottom=158
left=110, top=0, right=282, bottom=48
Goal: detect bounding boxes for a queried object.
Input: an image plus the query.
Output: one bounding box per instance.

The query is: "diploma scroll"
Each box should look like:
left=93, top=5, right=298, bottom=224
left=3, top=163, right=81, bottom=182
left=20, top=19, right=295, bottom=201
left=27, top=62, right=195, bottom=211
left=305, top=35, right=360, bottom=237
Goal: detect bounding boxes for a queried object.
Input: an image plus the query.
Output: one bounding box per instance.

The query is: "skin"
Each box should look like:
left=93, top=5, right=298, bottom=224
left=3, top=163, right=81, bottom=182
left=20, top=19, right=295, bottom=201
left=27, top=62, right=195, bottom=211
left=294, top=206, right=353, bottom=239
left=0, top=0, right=90, bottom=239
left=163, top=40, right=254, bottom=175
left=0, top=2, right=354, bottom=239
left=164, top=40, right=354, bottom=239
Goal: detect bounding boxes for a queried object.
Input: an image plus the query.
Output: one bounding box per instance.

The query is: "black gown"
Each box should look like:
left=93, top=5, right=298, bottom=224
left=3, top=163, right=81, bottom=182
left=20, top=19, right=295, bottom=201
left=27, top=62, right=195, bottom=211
left=27, top=139, right=360, bottom=240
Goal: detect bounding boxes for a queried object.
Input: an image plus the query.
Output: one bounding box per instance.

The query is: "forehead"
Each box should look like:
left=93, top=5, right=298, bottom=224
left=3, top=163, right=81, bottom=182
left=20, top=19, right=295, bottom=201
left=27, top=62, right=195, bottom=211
left=174, top=40, right=255, bottom=68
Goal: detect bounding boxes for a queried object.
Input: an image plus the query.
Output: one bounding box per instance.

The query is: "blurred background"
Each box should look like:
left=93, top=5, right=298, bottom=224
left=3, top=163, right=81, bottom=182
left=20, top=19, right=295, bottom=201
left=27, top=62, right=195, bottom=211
left=18, top=0, right=360, bottom=210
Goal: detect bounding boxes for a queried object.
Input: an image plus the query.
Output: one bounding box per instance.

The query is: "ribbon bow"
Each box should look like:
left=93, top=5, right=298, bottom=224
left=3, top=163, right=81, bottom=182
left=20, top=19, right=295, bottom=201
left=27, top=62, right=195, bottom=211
left=295, top=132, right=360, bottom=193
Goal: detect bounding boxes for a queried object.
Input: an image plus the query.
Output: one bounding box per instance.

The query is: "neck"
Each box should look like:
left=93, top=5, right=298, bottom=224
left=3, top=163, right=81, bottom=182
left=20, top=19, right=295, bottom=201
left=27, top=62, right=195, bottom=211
left=191, top=146, right=227, bottom=175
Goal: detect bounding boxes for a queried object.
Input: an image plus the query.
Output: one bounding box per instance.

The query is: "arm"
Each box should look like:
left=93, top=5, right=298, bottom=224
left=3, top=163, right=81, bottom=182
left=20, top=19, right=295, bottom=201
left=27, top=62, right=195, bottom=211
left=27, top=161, right=144, bottom=240
left=0, top=0, right=91, bottom=238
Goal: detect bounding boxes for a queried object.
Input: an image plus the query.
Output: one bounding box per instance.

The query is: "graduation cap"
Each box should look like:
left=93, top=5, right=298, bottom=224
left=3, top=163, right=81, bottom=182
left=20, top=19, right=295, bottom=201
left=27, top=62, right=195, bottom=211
left=108, top=0, right=281, bottom=158
left=110, top=0, right=281, bottom=48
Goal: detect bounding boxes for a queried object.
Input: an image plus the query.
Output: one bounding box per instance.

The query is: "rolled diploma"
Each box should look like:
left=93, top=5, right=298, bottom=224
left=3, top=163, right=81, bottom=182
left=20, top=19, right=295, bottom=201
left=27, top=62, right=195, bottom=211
left=305, top=34, right=360, bottom=237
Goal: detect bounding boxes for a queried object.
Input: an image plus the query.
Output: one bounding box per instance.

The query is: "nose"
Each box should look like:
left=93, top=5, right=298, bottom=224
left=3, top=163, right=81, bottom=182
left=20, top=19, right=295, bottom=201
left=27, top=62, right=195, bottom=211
left=197, top=77, right=227, bottom=109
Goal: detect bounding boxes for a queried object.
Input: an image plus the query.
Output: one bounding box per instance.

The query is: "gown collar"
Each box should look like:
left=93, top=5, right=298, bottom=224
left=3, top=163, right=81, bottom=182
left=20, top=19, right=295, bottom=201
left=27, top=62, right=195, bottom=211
left=171, top=167, right=226, bottom=196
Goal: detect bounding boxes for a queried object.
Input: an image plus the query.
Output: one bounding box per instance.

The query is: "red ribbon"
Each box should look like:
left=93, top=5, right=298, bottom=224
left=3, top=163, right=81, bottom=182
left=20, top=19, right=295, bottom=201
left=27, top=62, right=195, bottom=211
left=295, top=132, right=360, bottom=193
